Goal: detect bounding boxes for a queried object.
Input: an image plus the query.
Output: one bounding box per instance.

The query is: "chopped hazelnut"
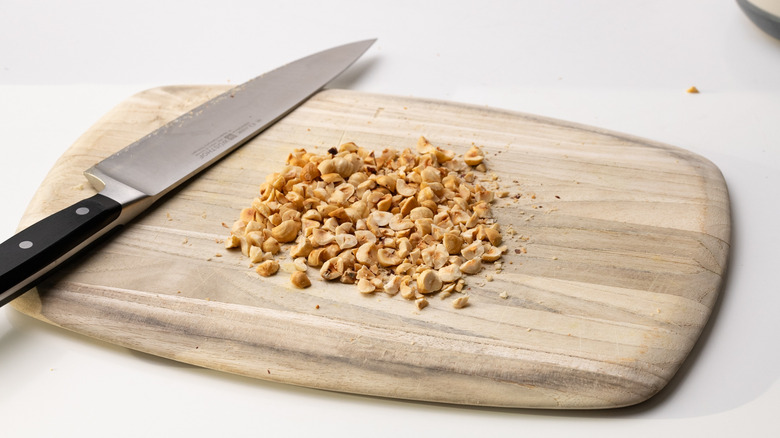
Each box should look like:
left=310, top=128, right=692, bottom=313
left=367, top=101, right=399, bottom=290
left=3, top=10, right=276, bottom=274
left=320, top=257, right=345, bottom=281
left=463, top=145, right=484, bottom=166
left=224, top=235, right=241, bottom=249
left=399, top=280, right=416, bottom=300
left=409, top=206, right=434, bottom=221
left=417, top=269, right=443, bottom=294
left=383, top=275, right=402, bottom=295
left=223, top=137, right=508, bottom=309
left=481, top=245, right=504, bottom=262
left=438, top=264, right=462, bottom=283
left=459, top=258, right=482, bottom=275
left=261, top=237, right=281, bottom=255
left=290, top=238, right=314, bottom=258
left=334, top=233, right=358, bottom=249
left=443, top=232, right=463, bottom=255
left=452, top=295, right=470, bottom=309
left=255, top=260, right=279, bottom=277
left=357, top=278, right=376, bottom=293
left=290, top=271, right=311, bottom=288
left=377, top=247, right=403, bottom=267
left=271, top=219, right=300, bottom=243
left=292, top=257, right=308, bottom=272
left=395, top=179, right=417, bottom=197
left=310, top=228, right=335, bottom=247
left=483, top=227, right=502, bottom=246
left=356, top=242, right=377, bottom=265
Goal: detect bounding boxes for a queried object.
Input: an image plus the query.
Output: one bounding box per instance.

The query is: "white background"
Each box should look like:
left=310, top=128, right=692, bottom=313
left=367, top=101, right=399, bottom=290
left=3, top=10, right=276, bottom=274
left=1, top=1, right=778, bottom=436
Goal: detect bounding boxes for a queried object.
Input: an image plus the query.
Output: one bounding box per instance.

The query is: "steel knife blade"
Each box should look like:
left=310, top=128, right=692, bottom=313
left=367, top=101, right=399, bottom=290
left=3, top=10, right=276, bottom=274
left=0, top=39, right=375, bottom=307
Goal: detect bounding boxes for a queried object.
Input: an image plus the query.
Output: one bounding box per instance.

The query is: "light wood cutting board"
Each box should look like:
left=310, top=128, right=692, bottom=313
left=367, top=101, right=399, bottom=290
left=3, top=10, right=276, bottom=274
left=11, top=87, right=730, bottom=409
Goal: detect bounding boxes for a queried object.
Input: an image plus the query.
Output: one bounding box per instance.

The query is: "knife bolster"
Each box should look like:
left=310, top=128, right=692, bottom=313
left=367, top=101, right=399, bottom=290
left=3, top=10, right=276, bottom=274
left=85, top=166, right=153, bottom=225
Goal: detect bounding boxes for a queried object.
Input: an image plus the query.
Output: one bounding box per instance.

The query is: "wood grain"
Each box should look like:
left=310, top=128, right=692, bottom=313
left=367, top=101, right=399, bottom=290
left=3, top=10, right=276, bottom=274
left=11, top=87, right=730, bottom=409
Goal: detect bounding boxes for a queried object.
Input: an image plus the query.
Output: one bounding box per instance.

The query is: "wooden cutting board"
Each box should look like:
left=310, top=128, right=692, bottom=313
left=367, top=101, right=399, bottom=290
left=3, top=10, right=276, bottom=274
left=11, top=87, right=730, bottom=409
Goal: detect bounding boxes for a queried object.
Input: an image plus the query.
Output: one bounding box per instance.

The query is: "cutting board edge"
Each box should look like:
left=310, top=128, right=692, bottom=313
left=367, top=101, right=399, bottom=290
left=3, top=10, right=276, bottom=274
left=15, top=281, right=670, bottom=410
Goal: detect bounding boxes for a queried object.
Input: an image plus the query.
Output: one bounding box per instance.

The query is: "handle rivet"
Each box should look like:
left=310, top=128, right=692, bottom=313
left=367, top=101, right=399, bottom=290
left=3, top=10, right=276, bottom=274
left=76, top=207, right=90, bottom=216
left=19, top=240, right=33, bottom=249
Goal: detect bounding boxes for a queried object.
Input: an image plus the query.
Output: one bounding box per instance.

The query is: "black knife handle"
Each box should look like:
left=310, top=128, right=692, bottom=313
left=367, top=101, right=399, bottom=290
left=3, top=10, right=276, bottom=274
left=0, top=194, right=122, bottom=307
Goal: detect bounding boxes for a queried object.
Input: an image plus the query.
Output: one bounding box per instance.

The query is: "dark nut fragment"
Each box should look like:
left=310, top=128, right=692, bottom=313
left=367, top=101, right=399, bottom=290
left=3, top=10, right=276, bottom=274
left=340, top=269, right=357, bottom=284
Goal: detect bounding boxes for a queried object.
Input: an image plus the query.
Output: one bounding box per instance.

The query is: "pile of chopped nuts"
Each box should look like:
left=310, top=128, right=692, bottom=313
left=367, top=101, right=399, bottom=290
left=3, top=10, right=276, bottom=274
left=224, top=136, right=506, bottom=309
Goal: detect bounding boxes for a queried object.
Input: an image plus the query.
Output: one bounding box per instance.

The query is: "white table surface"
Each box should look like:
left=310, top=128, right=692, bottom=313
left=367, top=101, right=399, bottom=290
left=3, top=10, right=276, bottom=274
left=1, top=1, right=778, bottom=436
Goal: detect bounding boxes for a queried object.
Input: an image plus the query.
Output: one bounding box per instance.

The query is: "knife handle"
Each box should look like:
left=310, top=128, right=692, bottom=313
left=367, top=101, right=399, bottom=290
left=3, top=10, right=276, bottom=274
left=0, top=194, right=122, bottom=307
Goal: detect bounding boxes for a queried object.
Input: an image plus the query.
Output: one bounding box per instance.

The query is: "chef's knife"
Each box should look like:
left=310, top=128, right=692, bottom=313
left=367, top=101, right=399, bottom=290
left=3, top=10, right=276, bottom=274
left=0, top=39, right=375, bottom=307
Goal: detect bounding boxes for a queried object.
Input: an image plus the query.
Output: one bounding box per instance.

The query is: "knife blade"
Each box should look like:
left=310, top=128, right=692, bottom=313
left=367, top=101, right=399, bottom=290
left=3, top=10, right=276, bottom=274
left=0, top=39, right=375, bottom=307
